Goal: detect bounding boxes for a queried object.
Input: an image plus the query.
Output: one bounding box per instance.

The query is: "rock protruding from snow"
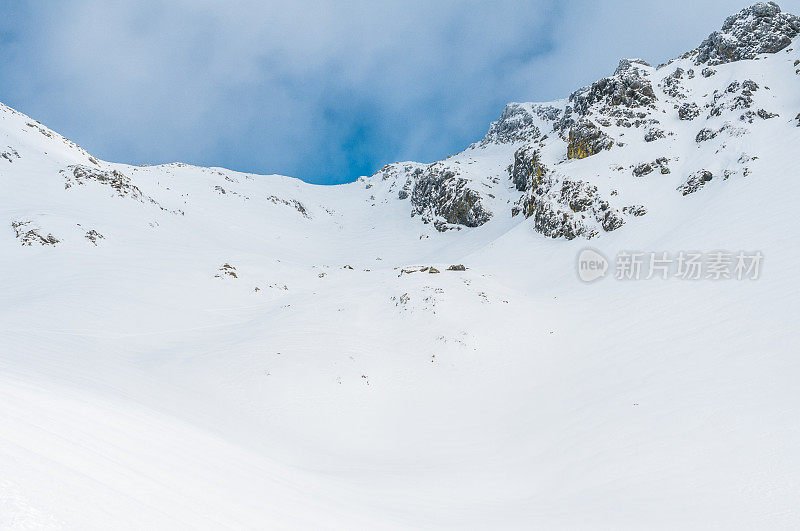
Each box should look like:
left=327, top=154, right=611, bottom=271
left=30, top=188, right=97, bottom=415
left=11, top=221, right=59, bottom=246
left=509, top=148, right=625, bottom=239
left=569, top=64, right=656, bottom=116
left=678, top=170, right=715, bottom=195
left=410, top=165, right=492, bottom=231
left=695, top=2, right=800, bottom=65
left=510, top=145, right=548, bottom=192
left=478, top=103, right=561, bottom=146
left=567, top=120, right=613, bottom=159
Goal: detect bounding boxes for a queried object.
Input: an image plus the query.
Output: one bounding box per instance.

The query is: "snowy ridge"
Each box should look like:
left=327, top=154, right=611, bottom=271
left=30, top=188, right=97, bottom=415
left=1, top=4, right=800, bottom=529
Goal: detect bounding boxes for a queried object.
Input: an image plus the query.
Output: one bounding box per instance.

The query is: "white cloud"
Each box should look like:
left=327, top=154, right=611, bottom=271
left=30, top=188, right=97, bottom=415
left=3, top=0, right=798, bottom=182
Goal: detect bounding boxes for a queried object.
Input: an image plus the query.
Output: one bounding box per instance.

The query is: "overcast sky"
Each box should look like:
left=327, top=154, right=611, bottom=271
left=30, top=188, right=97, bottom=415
left=1, top=1, right=798, bottom=184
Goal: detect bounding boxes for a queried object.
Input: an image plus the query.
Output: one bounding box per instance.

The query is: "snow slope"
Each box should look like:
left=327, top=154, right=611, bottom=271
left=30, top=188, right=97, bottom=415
left=1, top=4, right=799, bottom=529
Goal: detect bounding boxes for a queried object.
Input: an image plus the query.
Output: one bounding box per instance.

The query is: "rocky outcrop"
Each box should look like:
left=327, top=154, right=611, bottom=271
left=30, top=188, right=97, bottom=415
left=644, top=128, right=666, bottom=142
left=569, top=61, right=657, bottom=116
left=518, top=179, right=625, bottom=239
left=708, top=80, right=759, bottom=117
left=478, top=103, right=560, bottom=145
left=678, top=170, right=714, bottom=195
left=11, top=221, right=59, bottom=246
left=633, top=158, right=670, bottom=177
left=696, top=2, right=800, bottom=65
left=567, top=120, right=614, bottom=159
left=410, top=166, right=491, bottom=230
left=679, top=102, right=701, bottom=120
left=1, top=147, right=20, bottom=163
left=509, top=147, right=625, bottom=239
left=510, top=145, right=547, bottom=191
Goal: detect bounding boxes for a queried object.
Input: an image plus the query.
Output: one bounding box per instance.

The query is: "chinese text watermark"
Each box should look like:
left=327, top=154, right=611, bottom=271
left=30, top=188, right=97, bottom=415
left=577, top=249, right=763, bottom=282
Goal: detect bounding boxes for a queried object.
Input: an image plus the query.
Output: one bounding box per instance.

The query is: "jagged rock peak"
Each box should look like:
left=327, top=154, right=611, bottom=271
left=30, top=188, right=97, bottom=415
left=478, top=102, right=561, bottom=146
left=696, top=2, right=800, bottom=65
left=615, top=58, right=651, bottom=75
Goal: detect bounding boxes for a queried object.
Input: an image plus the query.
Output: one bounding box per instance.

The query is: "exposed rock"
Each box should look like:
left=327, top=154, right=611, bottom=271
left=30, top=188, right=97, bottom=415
left=696, top=2, right=800, bottom=65
left=266, top=195, right=309, bottom=218
left=61, top=165, right=179, bottom=214
left=510, top=145, right=547, bottom=191
left=516, top=176, right=624, bottom=240
left=678, top=170, right=714, bottom=195
left=740, top=109, right=779, bottom=122
left=567, top=120, right=614, bottom=159
left=11, top=221, right=59, bottom=246
left=478, top=103, right=551, bottom=145
left=702, top=67, right=717, bottom=77
left=622, top=205, right=648, bottom=216
left=696, top=128, right=716, bottom=142
left=615, top=58, right=651, bottom=75
left=570, top=64, right=656, bottom=116
left=1, top=147, right=20, bottom=163
left=447, top=264, right=466, bottom=271
left=85, top=230, right=104, bottom=245
left=679, top=102, right=701, bottom=120
left=644, top=128, right=666, bottom=142
left=796, top=112, right=800, bottom=126
left=707, top=80, right=760, bottom=117
left=410, top=166, right=492, bottom=228
left=662, top=67, right=688, bottom=98
left=64, top=165, right=141, bottom=198
left=633, top=162, right=654, bottom=177
left=428, top=267, right=440, bottom=274
left=632, top=157, right=670, bottom=177
left=215, top=263, right=238, bottom=278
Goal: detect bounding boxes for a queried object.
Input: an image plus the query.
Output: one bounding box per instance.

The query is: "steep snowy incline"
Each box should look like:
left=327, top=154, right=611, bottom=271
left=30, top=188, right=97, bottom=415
left=1, top=3, right=800, bottom=529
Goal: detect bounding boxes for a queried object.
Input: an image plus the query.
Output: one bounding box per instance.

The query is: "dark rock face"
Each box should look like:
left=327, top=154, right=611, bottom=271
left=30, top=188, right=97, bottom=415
left=708, top=80, right=760, bottom=116
left=662, top=67, right=689, bottom=98
left=567, top=120, right=614, bottom=159
left=525, top=179, right=623, bottom=238
left=410, top=167, right=491, bottom=230
left=85, top=230, right=105, bottom=245
left=696, top=128, right=716, bottom=142
left=696, top=2, right=800, bottom=65
left=633, top=158, right=670, bottom=177
left=678, top=170, right=715, bottom=195
left=795, top=112, right=800, bottom=126
left=1, top=147, right=20, bottom=163
left=510, top=145, right=547, bottom=191
left=570, top=64, right=656, bottom=116
left=371, top=162, right=491, bottom=230
left=644, top=128, right=666, bottom=142
left=740, top=109, right=779, bottom=122
left=479, top=103, right=556, bottom=145
left=510, top=146, right=625, bottom=239
left=615, top=58, right=651, bottom=75
left=702, top=67, right=717, bottom=77
left=622, top=205, right=647, bottom=217
left=679, top=102, right=701, bottom=120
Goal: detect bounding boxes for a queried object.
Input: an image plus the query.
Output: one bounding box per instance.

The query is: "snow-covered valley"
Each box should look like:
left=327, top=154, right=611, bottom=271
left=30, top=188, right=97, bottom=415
left=1, top=3, right=800, bottom=528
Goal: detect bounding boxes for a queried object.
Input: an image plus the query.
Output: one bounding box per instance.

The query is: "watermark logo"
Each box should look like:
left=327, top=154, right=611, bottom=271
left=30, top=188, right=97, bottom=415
left=576, top=249, right=763, bottom=282
left=577, top=248, right=609, bottom=282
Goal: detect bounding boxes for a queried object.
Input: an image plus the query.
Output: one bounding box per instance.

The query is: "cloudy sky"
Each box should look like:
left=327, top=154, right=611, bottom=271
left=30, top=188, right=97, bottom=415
left=2, top=1, right=798, bottom=184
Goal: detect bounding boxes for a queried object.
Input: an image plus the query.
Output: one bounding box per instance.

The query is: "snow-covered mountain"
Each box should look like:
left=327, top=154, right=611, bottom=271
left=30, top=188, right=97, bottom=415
left=1, top=3, right=799, bottom=528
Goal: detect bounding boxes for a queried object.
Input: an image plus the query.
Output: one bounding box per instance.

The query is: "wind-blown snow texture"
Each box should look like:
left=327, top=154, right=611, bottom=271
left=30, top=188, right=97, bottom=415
left=1, top=3, right=799, bottom=529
